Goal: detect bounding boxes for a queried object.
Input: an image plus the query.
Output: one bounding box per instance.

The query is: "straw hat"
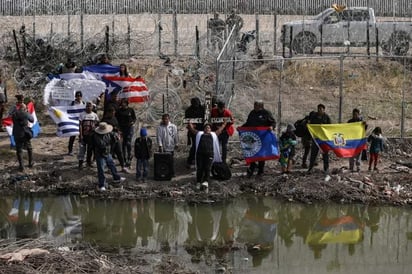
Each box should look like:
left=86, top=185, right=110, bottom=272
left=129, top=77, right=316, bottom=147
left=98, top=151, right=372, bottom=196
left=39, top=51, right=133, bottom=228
left=95, top=122, right=113, bottom=135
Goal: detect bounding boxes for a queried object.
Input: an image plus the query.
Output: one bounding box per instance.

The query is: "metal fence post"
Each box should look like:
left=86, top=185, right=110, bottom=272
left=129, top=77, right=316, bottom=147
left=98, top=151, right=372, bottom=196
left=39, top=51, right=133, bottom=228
left=274, top=13, right=277, bottom=55
left=195, top=26, right=200, bottom=59
left=127, top=12, right=131, bottom=57
left=80, top=12, right=84, bottom=51
left=67, top=11, right=70, bottom=46
left=158, top=13, right=162, bottom=55
left=401, top=57, right=407, bottom=138
left=173, top=4, right=178, bottom=56
left=255, top=13, right=259, bottom=53
left=277, top=60, right=283, bottom=135
left=338, top=55, right=344, bottom=123
left=105, top=25, right=109, bottom=53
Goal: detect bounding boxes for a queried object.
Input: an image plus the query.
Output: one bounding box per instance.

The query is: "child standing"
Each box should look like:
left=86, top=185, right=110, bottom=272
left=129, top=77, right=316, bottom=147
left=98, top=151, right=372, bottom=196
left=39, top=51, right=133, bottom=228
left=279, top=124, right=298, bottom=174
left=135, top=127, right=152, bottom=182
left=368, top=127, right=384, bottom=171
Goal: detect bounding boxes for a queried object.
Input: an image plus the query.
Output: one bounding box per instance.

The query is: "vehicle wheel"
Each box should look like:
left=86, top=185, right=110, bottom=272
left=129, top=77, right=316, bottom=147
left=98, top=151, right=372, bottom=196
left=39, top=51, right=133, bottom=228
left=387, top=32, right=409, bottom=56
left=292, top=32, right=316, bottom=54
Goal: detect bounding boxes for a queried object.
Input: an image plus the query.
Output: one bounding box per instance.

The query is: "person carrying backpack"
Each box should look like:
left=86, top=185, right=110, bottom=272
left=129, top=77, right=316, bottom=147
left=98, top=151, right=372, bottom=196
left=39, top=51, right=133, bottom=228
left=294, top=111, right=314, bottom=168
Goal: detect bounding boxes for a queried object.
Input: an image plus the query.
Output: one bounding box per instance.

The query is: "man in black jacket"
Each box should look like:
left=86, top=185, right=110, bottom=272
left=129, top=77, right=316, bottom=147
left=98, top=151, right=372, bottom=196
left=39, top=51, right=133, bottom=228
left=116, top=98, right=137, bottom=167
left=243, top=100, right=276, bottom=178
left=12, top=103, right=34, bottom=171
left=184, top=97, right=205, bottom=168
left=307, top=104, right=332, bottom=174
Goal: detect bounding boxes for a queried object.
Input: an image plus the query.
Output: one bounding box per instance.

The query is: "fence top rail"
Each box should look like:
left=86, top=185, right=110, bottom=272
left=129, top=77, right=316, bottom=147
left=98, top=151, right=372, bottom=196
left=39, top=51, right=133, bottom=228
left=1, top=0, right=411, bottom=17
left=218, top=54, right=412, bottom=63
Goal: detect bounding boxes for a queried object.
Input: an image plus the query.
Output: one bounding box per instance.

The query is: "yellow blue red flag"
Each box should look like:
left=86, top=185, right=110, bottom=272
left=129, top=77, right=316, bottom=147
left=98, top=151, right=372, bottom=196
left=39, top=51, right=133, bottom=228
left=307, top=122, right=366, bottom=158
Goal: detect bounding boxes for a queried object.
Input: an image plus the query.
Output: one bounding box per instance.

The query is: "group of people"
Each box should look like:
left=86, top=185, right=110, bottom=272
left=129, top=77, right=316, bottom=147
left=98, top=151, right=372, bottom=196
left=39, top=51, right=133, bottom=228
left=208, top=9, right=244, bottom=51
left=281, top=104, right=386, bottom=175
left=64, top=88, right=137, bottom=191
left=5, top=83, right=386, bottom=190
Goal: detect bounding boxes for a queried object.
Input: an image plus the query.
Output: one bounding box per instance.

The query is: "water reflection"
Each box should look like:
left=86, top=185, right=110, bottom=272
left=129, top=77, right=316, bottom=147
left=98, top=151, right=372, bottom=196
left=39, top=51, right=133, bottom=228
left=1, top=195, right=412, bottom=273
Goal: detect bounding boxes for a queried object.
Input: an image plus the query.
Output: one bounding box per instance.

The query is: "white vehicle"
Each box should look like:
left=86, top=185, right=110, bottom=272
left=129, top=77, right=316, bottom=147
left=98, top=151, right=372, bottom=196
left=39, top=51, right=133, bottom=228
left=281, top=6, right=412, bottom=55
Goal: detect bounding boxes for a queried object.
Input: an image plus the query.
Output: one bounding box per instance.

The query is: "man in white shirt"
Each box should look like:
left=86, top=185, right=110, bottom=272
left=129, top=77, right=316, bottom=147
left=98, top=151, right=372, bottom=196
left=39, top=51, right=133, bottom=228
left=78, top=101, right=99, bottom=170
left=156, top=113, right=179, bottom=176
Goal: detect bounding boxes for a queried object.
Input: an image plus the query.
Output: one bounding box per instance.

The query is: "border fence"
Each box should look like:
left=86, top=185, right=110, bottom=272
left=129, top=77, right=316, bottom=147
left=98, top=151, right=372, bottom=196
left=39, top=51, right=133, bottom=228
left=220, top=54, right=412, bottom=138
left=0, top=0, right=411, bottom=16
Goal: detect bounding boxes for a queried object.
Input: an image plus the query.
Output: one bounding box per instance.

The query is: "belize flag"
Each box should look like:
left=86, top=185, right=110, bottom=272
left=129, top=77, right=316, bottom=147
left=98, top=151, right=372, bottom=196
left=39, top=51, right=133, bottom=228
left=307, top=122, right=367, bottom=158
left=48, top=105, right=85, bottom=137
left=237, top=126, right=280, bottom=164
left=2, top=101, right=41, bottom=147
left=102, top=75, right=149, bottom=103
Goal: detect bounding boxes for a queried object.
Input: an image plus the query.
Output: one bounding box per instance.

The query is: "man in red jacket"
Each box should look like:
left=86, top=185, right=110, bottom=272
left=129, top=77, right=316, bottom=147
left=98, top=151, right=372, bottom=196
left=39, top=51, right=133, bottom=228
left=211, top=101, right=234, bottom=163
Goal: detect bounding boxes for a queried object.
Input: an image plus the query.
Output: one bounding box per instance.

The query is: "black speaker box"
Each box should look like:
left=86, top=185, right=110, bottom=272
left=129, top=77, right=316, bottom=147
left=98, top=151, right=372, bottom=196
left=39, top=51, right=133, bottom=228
left=154, top=152, right=173, bottom=181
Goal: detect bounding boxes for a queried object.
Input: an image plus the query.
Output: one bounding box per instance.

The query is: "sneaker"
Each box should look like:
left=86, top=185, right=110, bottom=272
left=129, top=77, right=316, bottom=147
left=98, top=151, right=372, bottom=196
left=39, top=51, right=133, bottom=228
left=113, top=177, right=126, bottom=184
left=28, top=162, right=35, bottom=168
left=122, top=167, right=130, bottom=173
left=201, top=181, right=209, bottom=188
left=99, top=186, right=106, bottom=191
left=67, top=152, right=74, bottom=156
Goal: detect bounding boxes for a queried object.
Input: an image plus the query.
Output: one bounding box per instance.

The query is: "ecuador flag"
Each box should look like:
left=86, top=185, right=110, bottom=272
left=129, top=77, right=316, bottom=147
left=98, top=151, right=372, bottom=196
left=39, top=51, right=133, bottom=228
left=306, top=215, right=364, bottom=245
left=307, top=122, right=367, bottom=158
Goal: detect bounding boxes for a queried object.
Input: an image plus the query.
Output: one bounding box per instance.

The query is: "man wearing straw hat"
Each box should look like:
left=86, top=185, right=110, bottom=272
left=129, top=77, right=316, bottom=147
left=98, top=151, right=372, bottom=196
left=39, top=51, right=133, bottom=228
left=93, top=122, right=126, bottom=191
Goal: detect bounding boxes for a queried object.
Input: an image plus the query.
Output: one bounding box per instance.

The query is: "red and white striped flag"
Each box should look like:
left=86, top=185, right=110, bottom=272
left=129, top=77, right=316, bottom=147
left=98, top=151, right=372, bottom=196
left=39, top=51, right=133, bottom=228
left=102, top=76, right=149, bottom=103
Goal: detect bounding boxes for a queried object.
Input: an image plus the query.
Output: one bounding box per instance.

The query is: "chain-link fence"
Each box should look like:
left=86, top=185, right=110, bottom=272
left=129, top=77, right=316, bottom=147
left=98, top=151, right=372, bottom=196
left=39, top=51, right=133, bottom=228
left=225, top=55, right=412, bottom=138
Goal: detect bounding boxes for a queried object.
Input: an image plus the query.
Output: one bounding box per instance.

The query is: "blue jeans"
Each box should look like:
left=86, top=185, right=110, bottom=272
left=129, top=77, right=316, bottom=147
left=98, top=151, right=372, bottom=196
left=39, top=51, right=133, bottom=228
left=121, top=126, right=134, bottom=165
left=96, top=154, right=121, bottom=188
left=136, top=158, right=149, bottom=179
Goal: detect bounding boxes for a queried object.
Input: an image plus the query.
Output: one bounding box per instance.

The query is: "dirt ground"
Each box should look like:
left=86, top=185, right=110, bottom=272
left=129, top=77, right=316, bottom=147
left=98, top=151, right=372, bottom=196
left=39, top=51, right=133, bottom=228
left=1, top=56, right=412, bottom=273
left=1, top=122, right=412, bottom=206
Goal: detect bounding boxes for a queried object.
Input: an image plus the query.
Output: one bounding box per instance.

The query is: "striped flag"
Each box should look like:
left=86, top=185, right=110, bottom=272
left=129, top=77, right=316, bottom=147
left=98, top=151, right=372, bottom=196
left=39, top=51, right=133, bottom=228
left=237, top=126, right=280, bottom=164
left=2, top=101, right=41, bottom=147
left=48, top=105, right=85, bottom=137
left=307, top=122, right=367, bottom=158
left=306, top=215, right=364, bottom=244
left=102, top=75, right=149, bottom=103
left=82, top=64, right=120, bottom=80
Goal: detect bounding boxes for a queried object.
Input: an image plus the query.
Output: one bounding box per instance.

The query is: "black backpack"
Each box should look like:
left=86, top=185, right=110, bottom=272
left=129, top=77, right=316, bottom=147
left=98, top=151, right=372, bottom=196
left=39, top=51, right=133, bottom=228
left=294, top=117, right=309, bottom=138
left=211, top=162, right=232, bottom=181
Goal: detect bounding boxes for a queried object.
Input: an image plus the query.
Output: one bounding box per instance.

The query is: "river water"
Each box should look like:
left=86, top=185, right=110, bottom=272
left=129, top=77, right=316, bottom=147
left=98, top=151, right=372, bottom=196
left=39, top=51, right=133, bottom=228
left=1, top=195, right=411, bottom=274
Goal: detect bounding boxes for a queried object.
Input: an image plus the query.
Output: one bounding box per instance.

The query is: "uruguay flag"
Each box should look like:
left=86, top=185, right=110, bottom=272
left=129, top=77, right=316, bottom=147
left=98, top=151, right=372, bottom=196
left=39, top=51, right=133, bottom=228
left=237, top=126, right=280, bottom=164
left=102, top=75, right=149, bottom=103
left=307, top=122, right=367, bottom=158
left=48, top=105, right=85, bottom=137
left=2, top=101, right=41, bottom=147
